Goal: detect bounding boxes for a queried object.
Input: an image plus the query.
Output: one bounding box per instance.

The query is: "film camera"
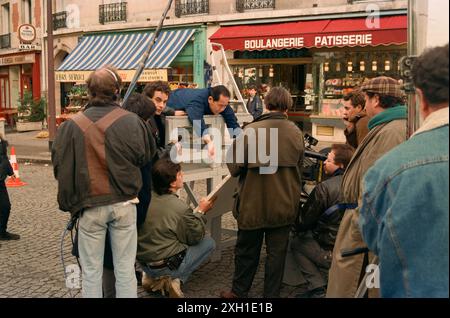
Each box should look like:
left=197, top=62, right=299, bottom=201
left=302, top=133, right=329, bottom=184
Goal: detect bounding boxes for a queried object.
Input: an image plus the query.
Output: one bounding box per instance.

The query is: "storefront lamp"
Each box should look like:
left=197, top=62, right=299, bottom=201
left=269, top=66, right=274, bottom=78
left=324, top=62, right=330, bottom=72
left=259, top=67, right=263, bottom=77
left=336, top=62, right=341, bottom=72
left=372, top=61, right=378, bottom=72
left=347, top=61, right=353, bottom=72
left=385, top=60, right=391, bottom=71
left=360, top=61, right=366, bottom=72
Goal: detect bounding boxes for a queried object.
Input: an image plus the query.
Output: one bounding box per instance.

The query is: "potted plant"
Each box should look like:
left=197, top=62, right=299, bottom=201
left=16, top=91, right=47, bottom=132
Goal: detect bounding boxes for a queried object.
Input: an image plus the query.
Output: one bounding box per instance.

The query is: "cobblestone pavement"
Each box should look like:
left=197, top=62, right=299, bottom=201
left=0, top=164, right=301, bottom=298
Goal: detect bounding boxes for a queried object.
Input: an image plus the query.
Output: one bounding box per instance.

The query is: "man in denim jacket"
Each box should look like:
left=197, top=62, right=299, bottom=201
left=360, top=44, right=449, bottom=298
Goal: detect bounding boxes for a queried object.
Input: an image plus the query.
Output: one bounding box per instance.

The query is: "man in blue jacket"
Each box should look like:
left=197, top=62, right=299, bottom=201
left=167, top=85, right=240, bottom=158
left=360, top=44, right=449, bottom=298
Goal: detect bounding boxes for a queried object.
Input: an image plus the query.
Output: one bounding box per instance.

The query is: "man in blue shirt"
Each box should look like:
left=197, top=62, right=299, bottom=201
left=167, top=85, right=240, bottom=158
left=360, top=44, right=449, bottom=298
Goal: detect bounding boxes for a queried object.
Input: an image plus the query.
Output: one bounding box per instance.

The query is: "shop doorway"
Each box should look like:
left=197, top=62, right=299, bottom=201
left=0, top=75, right=10, bottom=110
left=21, top=64, right=33, bottom=97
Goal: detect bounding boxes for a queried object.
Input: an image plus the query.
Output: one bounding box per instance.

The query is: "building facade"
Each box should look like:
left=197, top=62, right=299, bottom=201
left=0, top=0, right=43, bottom=125
left=2, top=0, right=408, bottom=135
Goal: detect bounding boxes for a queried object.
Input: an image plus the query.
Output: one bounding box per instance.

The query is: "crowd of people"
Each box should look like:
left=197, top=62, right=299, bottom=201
left=1, top=44, right=446, bottom=298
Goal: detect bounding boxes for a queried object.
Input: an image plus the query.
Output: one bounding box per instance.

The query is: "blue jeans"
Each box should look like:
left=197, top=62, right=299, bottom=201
left=78, top=202, right=138, bottom=298
left=143, top=237, right=215, bottom=284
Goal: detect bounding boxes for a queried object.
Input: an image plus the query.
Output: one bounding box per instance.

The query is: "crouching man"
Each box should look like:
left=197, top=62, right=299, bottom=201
left=283, top=144, right=354, bottom=298
left=137, top=158, right=216, bottom=298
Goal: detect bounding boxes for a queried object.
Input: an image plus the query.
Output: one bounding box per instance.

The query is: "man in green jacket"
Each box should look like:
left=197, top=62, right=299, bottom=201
left=137, top=158, right=215, bottom=298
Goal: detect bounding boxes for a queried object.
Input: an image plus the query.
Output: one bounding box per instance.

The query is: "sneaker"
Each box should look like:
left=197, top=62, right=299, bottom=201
left=141, top=272, right=156, bottom=293
left=220, top=290, right=239, bottom=298
left=166, top=278, right=184, bottom=298
left=0, top=232, right=20, bottom=241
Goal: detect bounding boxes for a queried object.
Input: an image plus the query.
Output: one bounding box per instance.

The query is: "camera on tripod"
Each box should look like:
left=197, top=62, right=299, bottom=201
left=302, top=134, right=328, bottom=184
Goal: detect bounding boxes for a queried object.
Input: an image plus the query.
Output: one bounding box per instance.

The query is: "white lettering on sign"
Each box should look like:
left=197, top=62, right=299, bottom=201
left=55, top=69, right=168, bottom=83
left=244, top=37, right=305, bottom=50
left=19, top=44, right=41, bottom=51
left=314, top=34, right=373, bottom=47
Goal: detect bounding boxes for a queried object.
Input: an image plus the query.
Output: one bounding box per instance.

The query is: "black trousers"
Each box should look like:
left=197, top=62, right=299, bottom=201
left=0, top=180, right=11, bottom=234
left=232, top=225, right=291, bottom=298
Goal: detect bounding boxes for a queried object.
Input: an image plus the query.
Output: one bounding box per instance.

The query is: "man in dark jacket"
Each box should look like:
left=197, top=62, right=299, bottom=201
left=101, top=93, right=157, bottom=298
left=283, top=144, right=354, bottom=298
left=342, top=91, right=369, bottom=149
left=0, top=135, right=19, bottom=241
left=221, top=87, right=304, bottom=298
left=143, top=81, right=176, bottom=151
left=52, top=66, right=152, bottom=298
left=167, top=85, right=241, bottom=159
left=246, top=85, right=263, bottom=120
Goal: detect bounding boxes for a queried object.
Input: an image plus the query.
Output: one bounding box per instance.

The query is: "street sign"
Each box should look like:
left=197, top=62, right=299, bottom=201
left=19, top=44, right=41, bottom=51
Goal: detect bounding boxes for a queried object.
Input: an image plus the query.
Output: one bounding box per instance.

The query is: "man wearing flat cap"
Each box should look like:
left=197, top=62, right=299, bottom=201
left=327, top=76, right=407, bottom=298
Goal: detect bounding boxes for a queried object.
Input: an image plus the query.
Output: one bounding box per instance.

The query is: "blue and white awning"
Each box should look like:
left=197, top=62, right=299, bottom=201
left=58, top=29, right=196, bottom=71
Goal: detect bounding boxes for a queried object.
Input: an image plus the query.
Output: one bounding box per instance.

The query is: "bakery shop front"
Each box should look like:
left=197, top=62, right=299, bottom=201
left=210, top=15, right=407, bottom=143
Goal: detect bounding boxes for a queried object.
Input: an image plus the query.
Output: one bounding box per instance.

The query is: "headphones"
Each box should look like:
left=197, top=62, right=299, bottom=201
left=104, top=68, right=120, bottom=89
left=103, top=68, right=121, bottom=100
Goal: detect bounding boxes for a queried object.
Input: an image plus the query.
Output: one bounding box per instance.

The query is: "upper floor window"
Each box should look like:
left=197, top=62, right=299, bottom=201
left=236, top=0, right=275, bottom=13
left=99, top=1, right=127, bottom=24
left=1, top=3, right=11, bottom=35
left=1, top=3, right=11, bottom=48
left=175, top=0, right=209, bottom=18
left=22, top=0, right=32, bottom=24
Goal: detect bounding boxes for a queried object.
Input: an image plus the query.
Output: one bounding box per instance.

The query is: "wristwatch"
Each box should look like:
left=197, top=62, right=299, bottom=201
left=196, top=209, right=206, bottom=215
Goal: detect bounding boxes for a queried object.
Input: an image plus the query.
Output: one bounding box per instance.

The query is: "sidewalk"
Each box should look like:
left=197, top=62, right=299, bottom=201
left=5, top=130, right=52, bottom=164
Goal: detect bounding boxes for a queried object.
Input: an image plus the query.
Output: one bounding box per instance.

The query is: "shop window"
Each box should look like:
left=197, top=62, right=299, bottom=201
left=0, top=76, right=10, bottom=110
left=234, top=48, right=310, bottom=59
left=168, top=65, right=197, bottom=89
left=319, top=49, right=406, bottom=117
left=232, top=64, right=308, bottom=110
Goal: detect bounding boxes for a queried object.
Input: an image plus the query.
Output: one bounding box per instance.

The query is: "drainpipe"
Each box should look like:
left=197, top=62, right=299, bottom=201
left=47, top=0, right=56, bottom=151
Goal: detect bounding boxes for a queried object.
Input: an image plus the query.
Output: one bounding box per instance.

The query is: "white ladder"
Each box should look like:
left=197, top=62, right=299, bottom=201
left=209, top=42, right=249, bottom=115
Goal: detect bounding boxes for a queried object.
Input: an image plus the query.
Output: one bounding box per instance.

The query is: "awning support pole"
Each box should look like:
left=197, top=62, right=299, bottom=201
left=122, top=0, right=174, bottom=106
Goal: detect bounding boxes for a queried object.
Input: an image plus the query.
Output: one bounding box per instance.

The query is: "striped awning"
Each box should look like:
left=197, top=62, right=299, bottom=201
left=58, top=29, right=196, bottom=71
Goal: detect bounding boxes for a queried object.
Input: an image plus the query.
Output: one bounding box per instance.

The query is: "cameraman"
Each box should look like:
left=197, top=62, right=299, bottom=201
left=283, top=144, right=354, bottom=298
left=137, top=158, right=216, bottom=298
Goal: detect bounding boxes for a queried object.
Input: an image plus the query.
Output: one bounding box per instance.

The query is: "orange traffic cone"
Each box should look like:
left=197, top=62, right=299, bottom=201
left=6, top=147, right=27, bottom=188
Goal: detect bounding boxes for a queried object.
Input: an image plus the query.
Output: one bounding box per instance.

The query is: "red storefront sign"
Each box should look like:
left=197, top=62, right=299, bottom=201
left=210, top=15, right=407, bottom=51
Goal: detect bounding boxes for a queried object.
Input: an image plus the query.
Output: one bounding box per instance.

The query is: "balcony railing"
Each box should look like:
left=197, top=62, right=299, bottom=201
left=0, top=34, right=11, bottom=49
left=99, top=2, right=127, bottom=24
left=175, top=0, right=209, bottom=18
left=53, top=11, right=68, bottom=30
left=236, top=0, right=275, bottom=12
